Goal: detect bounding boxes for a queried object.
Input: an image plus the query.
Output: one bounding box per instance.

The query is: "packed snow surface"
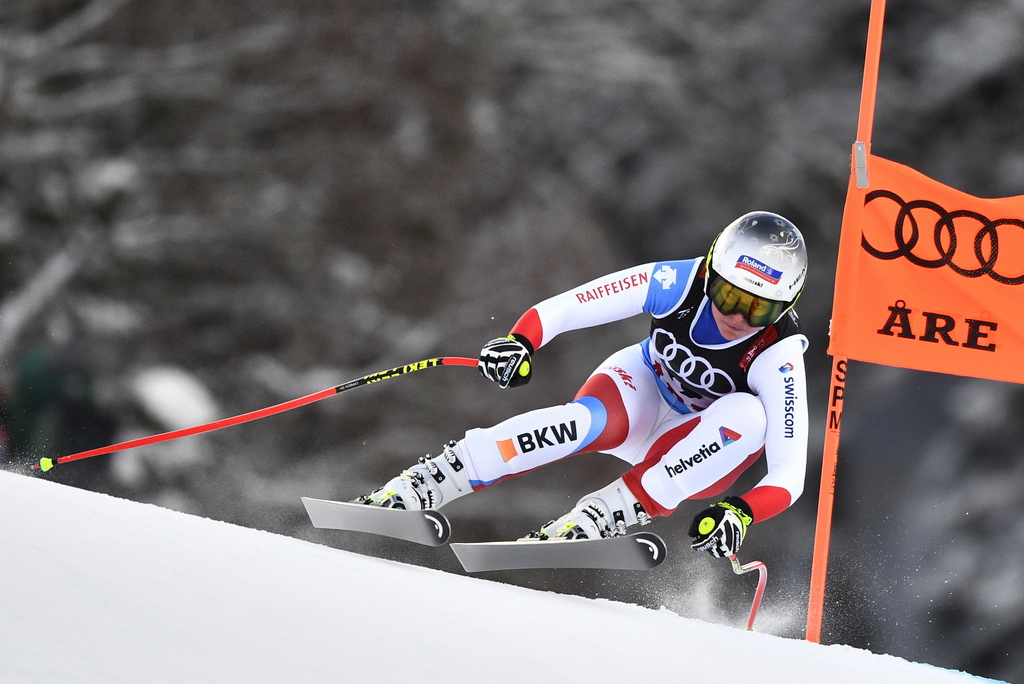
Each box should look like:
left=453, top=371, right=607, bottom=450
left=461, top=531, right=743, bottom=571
left=0, top=470, right=1005, bottom=684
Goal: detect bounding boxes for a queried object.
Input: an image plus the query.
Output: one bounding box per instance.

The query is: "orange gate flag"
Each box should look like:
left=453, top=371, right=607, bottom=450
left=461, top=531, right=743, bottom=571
left=829, top=153, right=1024, bottom=384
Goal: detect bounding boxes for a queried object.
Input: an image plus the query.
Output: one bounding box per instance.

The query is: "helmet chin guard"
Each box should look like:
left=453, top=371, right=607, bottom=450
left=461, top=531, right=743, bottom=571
left=706, top=212, right=808, bottom=317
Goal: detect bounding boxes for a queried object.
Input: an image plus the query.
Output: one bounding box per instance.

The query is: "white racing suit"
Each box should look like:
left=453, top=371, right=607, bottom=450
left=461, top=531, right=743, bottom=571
left=458, top=257, right=809, bottom=524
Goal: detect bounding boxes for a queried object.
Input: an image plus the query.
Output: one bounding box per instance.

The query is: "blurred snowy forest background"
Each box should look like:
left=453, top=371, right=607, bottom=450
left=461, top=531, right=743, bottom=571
left=0, top=1, right=1022, bottom=682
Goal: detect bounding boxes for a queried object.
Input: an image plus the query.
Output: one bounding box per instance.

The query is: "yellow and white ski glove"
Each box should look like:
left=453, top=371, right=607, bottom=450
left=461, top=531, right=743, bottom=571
left=688, top=497, right=754, bottom=558
left=478, top=334, right=533, bottom=388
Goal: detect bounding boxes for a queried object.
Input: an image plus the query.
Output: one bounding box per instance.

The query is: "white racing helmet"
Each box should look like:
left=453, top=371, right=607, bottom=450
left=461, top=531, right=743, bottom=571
left=705, top=212, right=807, bottom=326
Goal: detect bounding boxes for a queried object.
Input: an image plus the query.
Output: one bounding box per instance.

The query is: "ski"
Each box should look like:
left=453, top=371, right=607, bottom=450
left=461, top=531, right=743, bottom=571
left=451, top=532, right=667, bottom=572
left=300, top=497, right=451, bottom=546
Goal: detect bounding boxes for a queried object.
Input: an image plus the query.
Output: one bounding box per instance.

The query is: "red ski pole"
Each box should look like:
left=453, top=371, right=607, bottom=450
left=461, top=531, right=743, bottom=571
left=729, top=554, right=768, bottom=631
left=33, top=356, right=478, bottom=472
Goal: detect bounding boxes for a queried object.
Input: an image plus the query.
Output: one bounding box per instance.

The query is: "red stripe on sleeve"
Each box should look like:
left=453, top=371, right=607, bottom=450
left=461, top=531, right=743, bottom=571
left=510, top=308, right=544, bottom=351
left=741, top=485, right=792, bottom=522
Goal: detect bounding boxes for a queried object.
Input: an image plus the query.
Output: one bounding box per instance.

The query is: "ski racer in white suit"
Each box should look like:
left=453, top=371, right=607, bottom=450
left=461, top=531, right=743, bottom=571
left=359, top=211, right=810, bottom=558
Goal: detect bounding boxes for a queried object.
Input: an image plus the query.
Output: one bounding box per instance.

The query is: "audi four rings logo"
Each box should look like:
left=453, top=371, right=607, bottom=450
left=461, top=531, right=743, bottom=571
left=652, top=329, right=735, bottom=397
left=861, top=190, right=1024, bottom=285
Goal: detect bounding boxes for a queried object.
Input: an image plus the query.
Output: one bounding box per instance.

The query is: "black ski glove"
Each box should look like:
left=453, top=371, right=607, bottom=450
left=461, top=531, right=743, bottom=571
left=688, top=496, right=754, bottom=558
left=478, top=334, right=533, bottom=388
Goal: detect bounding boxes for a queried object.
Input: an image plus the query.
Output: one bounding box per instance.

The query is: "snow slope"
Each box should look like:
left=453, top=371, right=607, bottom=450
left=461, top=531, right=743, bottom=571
left=0, top=470, right=1004, bottom=684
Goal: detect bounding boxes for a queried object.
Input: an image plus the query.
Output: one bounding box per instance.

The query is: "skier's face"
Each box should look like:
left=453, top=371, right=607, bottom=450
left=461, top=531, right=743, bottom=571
left=707, top=275, right=786, bottom=327
left=710, top=301, right=764, bottom=340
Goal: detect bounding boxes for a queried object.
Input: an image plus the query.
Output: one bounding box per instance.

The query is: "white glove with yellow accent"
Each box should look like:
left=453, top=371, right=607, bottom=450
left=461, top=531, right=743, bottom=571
left=688, top=497, right=754, bottom=558
left=478, top=334, right=533, bottom=388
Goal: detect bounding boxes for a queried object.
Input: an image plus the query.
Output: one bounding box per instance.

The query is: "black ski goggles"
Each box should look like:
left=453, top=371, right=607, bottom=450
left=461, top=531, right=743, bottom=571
left=707, top=274, right=788, bottom=328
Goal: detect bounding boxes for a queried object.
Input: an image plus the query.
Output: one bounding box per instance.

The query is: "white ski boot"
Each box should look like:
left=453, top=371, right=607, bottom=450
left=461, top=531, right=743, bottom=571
left=358, top=441, right=472, bottom=510
left=530, top=478, right=652, bottom=540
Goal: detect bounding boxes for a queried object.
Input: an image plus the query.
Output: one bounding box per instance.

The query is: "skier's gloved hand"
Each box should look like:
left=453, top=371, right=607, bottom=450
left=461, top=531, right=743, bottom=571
left=688, top=496, right=754, bottom=558
left=479, top=334, right=533, bottom=388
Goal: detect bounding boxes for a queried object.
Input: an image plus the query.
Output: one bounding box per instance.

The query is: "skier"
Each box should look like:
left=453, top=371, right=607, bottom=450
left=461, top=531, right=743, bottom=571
left=357, top=211, right=809, bottom=559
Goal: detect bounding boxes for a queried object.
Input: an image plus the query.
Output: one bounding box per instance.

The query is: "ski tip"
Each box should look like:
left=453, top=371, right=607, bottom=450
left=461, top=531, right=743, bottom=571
left=632, top=532, right=667, bottom=566
left=422, top=510, right=452, bottom=546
